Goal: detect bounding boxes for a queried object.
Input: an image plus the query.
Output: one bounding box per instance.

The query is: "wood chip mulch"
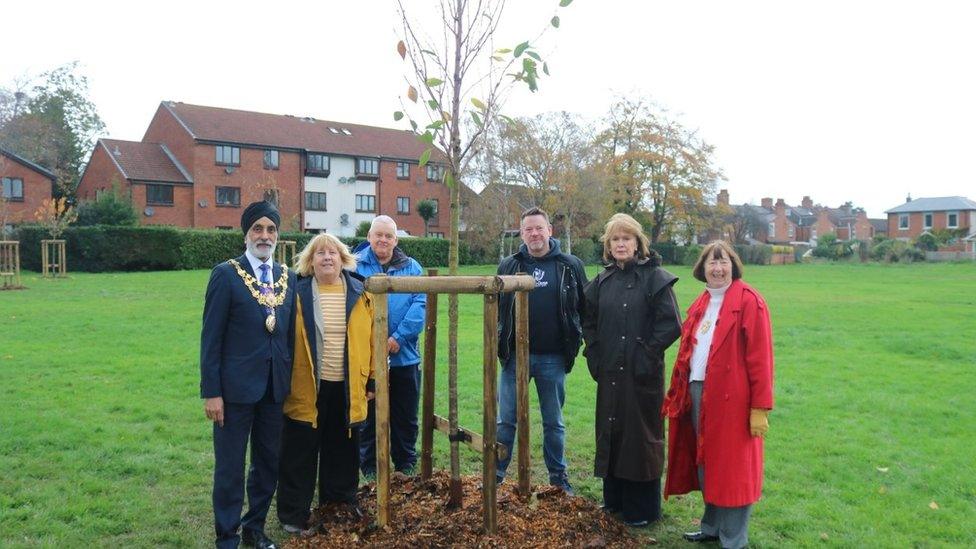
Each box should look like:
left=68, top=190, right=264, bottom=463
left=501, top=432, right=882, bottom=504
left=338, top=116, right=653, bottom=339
left=285, top=471, right=644, bottom=548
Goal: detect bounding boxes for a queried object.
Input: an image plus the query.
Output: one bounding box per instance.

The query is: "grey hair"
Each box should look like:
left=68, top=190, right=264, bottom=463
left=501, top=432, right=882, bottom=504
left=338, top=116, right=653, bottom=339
left=370, top=215, right=398, bottom=233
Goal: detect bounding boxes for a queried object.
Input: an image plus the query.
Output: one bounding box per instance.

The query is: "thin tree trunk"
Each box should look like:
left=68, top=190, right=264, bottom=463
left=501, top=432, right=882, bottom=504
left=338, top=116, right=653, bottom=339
left=446, top=0, right=464, bottom=509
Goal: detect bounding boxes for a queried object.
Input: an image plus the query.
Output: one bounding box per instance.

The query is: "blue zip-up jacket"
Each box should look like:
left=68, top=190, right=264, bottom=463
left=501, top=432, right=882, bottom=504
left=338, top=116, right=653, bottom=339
left=353, top=241, right=426, bottom=367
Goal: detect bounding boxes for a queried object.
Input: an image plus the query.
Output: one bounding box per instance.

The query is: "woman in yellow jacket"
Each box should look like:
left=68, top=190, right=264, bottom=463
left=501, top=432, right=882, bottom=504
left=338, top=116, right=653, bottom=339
left=276, top=233, right=374, bottom=534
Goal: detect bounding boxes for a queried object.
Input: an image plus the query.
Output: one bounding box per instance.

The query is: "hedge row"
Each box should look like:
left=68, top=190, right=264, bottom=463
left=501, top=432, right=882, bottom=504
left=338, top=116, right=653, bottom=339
left=14, top=225, right=460, bottom=272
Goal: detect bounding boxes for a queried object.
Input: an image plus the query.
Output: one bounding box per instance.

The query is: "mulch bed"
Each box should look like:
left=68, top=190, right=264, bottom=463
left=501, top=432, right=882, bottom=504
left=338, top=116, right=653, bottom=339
left=285, top=471, right=645, bottom=548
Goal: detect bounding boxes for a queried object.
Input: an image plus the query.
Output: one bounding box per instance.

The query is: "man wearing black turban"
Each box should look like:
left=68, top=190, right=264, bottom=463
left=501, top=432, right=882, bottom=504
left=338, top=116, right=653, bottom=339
left=201, top=200, right=296, bottom=549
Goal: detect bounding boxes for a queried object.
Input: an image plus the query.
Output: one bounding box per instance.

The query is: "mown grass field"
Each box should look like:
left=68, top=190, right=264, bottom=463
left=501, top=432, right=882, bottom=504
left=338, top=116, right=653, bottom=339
left=1, top=262, right=974, bottom=547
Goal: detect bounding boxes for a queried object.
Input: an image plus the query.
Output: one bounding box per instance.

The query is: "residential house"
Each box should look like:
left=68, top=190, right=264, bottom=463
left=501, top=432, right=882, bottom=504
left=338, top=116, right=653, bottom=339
left=1, top=146, right=55, bottom=229
left=885, top=195, right=976, bottom=241
left=716, top=189, right=884, bottom=244
left=77, top=101, right=452, bottom=236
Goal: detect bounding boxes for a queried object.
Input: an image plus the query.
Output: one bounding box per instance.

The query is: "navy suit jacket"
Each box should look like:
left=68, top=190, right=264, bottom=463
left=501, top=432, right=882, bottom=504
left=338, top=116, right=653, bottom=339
left=200, top=254, right=296, bottom=404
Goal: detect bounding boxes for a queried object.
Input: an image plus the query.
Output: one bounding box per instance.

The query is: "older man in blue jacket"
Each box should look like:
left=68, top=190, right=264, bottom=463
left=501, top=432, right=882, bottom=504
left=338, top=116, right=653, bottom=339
left=355, top=215, right=426, bottom=477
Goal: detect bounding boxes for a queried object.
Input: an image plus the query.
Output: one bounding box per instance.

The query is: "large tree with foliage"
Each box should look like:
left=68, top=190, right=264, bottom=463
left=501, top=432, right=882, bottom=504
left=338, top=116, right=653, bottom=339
left=597, top=96, right=721, bottom=243
left=0, top=62, right=105, bottom=196
left=393, top=0, right=572, bottom=507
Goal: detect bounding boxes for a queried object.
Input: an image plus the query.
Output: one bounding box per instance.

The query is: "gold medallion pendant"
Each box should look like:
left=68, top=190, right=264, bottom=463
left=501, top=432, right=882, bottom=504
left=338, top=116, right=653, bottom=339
left=227, top=259, right=290, bottom=334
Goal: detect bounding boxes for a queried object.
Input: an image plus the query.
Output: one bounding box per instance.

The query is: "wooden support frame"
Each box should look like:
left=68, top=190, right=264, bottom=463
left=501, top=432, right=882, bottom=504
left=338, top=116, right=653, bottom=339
left=365, top=273, right=534, bottom=534
left=40, top=239, right=66, bottom=278
left=0, top=241, right=23, bottom=289
left=275, top=240, right=297, bottom=267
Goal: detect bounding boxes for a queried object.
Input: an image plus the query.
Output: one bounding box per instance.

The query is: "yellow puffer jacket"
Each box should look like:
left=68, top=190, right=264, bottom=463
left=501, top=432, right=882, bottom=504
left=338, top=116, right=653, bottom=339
left=283, top=271, right=374, bottom=428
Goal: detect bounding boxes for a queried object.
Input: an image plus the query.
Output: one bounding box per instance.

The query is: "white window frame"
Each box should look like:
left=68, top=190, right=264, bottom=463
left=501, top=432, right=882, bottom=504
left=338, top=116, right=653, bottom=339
left=899, top=214, right=909, bottom=230
left=923, top=212, right=933, bottom=229
left=947, top=211, right=959, bottom=228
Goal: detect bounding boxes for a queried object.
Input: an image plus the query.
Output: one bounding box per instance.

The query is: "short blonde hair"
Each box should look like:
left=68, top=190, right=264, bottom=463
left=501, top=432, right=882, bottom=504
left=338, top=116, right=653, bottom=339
left=599, top=213, right=651, bottom=263
left=293, top=233, right=357, bottom=276
left=692, top=240, right=744, bottom=282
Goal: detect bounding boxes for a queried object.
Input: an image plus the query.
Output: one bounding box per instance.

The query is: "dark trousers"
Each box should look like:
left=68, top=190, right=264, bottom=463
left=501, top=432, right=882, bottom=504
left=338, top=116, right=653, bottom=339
left=360, top=364, right=421, bottom=474
left=277, top=381, right=361, bottom=527
left=213, top=384, right=283, bottom=549
left=603, top=475, right=662, bottom=524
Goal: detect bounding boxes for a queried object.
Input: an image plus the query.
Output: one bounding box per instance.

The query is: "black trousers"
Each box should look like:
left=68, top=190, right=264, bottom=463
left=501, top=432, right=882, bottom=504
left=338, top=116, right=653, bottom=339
left=360, top=364, right=421, bottom=474
left=276, top=381, right=360, bottom=527
left=213, top=380, right=283, bottom=549
left=603, top=475, right=662, bottom=524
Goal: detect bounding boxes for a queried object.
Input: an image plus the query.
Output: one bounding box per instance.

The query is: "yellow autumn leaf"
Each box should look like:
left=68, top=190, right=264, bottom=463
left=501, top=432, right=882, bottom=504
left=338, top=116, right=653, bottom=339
left=876, top=467, right=889, bottom=473
left=397, top=40, right=406, bottom=59
left=929, top=501, right=939, bottom=510
left=407, top=85, right=418, bottom=103
left=878, top=485, right=887, bottom=494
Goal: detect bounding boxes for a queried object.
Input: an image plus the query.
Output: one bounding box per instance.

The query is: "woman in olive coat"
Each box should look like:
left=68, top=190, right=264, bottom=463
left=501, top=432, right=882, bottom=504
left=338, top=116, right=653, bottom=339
left=581, top=213, right=682, bottom=527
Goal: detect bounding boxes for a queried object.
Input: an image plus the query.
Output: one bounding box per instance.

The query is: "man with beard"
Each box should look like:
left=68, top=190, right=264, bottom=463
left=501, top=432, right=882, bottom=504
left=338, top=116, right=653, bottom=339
left=496, top=207, right=587, bottom=494
left=201, top=201, right=296, bottom=549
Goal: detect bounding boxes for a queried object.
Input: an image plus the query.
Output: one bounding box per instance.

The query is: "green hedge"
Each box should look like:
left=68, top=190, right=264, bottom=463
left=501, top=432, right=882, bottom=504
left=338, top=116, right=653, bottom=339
left=14, top=225, right=459, bottom=272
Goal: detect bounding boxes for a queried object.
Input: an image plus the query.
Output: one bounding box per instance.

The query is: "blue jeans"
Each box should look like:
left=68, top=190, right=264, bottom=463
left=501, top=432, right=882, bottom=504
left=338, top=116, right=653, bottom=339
left=496, top=353, right=567, bottom=481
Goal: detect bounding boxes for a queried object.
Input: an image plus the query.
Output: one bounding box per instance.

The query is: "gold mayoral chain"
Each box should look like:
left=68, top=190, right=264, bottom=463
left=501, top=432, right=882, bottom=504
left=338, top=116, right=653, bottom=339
left=228, top=259, right=289, bottom=333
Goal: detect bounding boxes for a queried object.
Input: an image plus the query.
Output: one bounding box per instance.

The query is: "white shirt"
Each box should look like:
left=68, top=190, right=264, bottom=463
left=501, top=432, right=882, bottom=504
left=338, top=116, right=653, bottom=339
left=689, top=282, right=731, bottom=381
left=244, top=250, right=274, bottom=281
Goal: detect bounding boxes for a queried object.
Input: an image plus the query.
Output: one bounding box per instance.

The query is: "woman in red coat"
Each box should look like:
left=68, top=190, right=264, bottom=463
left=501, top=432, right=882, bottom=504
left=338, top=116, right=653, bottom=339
left=663, top=241, right=773, bottom=549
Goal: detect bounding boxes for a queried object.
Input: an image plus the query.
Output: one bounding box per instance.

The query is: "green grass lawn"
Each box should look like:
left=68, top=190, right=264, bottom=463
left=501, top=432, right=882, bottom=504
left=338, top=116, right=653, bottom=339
left=1, top=262, right=974, bottom=547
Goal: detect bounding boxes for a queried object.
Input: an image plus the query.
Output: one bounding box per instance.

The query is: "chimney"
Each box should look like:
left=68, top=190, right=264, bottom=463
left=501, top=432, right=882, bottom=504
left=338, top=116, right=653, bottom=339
left=906, top=193, right=912, bottom=203
left=801, top=195, right=813, bottom=209
left=775, top=198, right=786, bottom=208
left=761, top=197, right=773, bottom=209
left=717, top=189, right=730, bottom=206
left=113, top=146, right=121, bottom=157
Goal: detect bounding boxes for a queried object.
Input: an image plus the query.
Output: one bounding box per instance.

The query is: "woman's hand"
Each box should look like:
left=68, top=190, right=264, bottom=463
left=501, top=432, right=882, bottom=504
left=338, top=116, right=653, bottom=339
left=750, top=408, right=769, bottom=438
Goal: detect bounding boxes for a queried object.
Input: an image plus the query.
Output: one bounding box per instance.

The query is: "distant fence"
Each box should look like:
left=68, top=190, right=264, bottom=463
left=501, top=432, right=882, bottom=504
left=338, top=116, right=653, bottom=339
left=925, top=251, right=975, bottom=262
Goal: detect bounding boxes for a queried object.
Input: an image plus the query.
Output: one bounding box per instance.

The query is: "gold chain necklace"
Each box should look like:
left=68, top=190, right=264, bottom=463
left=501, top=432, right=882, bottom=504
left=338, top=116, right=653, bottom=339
left=228, top=259, right=289, bottom=332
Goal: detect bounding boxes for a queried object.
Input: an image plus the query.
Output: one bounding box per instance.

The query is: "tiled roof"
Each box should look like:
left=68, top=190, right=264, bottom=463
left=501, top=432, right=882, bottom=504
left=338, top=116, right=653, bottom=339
left=100, top=139, right=192, bottom=184
left=0, top=145, right=56, bottom=181
left=163, top=101, right=441, bottom=162
left=870, top=218, right=888, bottom=232
left=886, top=196, right=976, bottom=213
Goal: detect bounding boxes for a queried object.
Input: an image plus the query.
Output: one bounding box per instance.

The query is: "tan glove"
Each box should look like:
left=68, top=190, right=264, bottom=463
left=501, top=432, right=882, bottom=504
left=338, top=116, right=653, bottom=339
left=750, top=408, right=770, bottom=438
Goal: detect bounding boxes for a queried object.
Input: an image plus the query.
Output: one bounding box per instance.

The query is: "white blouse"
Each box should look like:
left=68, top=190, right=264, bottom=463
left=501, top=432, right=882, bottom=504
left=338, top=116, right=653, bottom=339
left=689, top=282, right=731, bottom=381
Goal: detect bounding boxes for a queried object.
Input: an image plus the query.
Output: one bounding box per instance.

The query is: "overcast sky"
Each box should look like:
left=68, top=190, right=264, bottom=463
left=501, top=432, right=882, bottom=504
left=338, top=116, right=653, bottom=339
left=3, top=0, right=974, bottom=217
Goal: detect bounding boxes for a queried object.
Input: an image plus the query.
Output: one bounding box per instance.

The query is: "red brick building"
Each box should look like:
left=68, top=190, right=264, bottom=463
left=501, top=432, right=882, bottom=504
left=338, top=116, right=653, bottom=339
left=1, top=146, right=55, bottom=229
left=885, top=195, right=976, bottom=240
left=77, top=101, right=451, bottom=236
left=716, top=189, right=885, bottom=244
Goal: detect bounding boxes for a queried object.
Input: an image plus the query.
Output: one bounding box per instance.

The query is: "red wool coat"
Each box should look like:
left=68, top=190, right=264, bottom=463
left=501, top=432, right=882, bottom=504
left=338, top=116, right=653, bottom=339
left=663, top=279, right=774, bottom=507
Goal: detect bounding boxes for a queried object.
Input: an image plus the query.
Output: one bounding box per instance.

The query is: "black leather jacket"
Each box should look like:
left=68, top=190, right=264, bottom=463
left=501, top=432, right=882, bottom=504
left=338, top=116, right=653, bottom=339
left=496, top=238, right=588, bottom=372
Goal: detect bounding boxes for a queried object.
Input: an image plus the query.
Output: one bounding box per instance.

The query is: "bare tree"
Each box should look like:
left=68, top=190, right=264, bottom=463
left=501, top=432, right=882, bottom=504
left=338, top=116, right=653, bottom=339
left=394, top=0, right=572, bottom=506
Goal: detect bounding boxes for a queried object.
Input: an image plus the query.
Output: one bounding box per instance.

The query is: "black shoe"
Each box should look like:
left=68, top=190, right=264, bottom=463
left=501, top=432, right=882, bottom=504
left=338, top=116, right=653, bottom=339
left=241, top=529, right=278, bottom=549
left=683, top=531, right=720, bottom=542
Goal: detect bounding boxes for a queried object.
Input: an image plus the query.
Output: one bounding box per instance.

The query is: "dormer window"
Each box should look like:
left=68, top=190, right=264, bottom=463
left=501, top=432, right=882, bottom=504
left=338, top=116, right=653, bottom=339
left=357, top=158, right=379, bottom=179
left=307, top=153, right=330, bottom=176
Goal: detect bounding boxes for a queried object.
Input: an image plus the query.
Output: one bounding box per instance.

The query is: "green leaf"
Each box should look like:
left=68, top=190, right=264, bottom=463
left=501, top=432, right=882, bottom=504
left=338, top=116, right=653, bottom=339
left=471, top=97, right=486, bottom=111
left=410, top=120, right=418, bottom=131
left=419, top=131, right=435, bottom=145
left=513, top=41, right=530, bottom=58
left=491, top=55, right=504, bottom=62
left=421, top=48, right=437, bottom=57
left=526, top=51, right=541, bottom=61
left=425, top=77, right=444, bottom=87
left=543, top=62, right=550, bottom=76
left=559, top=0, right=573, bottom=6
left=499, top=114, right=516, bottom=125
left=522, top=57, right=537, bottom=71
left=551, top=16, right=560, bottom=28
left=419, top=148, right=432, bottom=167
left=393, top=111, right=404, bottom=121
left=444, top=171, right=456, bottom=189
left=426, top=120, right=445, bottom=130
left=471, top=111, right=483, bottom=127
left=495, top=48, right=512, bottom=54
left=428, top=99, right=439, bottom=110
